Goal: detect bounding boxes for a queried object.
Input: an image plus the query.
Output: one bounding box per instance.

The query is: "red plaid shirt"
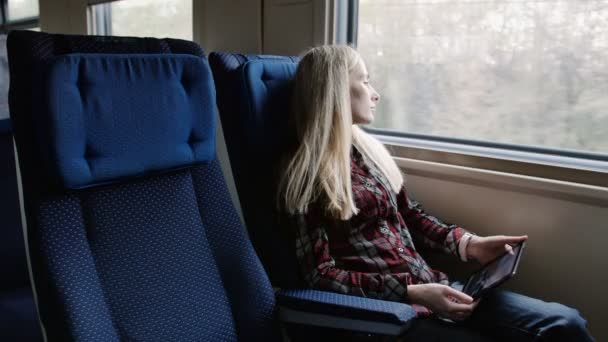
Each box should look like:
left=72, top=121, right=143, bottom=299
left=294, top=146, right=468, bottom=316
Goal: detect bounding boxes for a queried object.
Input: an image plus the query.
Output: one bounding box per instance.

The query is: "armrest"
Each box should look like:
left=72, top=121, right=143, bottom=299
left=276, top=289, right=418, bottom=336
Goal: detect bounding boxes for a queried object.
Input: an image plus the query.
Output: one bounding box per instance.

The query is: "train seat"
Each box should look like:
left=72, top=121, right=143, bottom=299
left=8, top=31, right=280, bottom=341
left=210, top=52, right=418, bottom=337
left=209, top=53, right=301, bottom=289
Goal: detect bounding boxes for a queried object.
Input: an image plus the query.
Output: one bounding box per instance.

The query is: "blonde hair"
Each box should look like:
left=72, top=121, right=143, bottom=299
left=278, top=45, right=403, bottom=220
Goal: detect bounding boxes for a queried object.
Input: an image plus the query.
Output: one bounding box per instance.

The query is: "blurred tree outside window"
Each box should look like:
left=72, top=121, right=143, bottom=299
left=90, top=0, right=193, bottom=41
left=1, top=1, right=40, bottom=121
left=7, top=0, right=39, bottom=22
left=358, top=0, right=608, bottom=153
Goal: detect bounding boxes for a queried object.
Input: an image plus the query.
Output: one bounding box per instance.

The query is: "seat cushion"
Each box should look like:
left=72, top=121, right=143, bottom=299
left=33, top=167, right=240, bottom=341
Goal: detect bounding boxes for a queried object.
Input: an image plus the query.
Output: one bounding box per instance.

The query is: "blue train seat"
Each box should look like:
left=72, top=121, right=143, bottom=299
left=209, top=53, right=301, bottom=289
left=8, top=31, right=279, bottom=341
left=209, top=52, right=418, bottom=337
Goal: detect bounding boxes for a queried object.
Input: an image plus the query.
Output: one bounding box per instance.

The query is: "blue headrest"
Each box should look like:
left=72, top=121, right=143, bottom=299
left=242, top=60, right=297, bottom=154
left=36, top=54, right=217, bottom=189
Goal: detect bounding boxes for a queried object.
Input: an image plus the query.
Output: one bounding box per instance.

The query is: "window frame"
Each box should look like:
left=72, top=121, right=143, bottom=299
left=350, top=0, right=608, bottom=183
left=0, top=0, right=39, bottom=33
left=87, top=2, right=112, bottom=36
left=88, top=0, right=121, bottom=4
left=374, top=131, right=608, bottom=188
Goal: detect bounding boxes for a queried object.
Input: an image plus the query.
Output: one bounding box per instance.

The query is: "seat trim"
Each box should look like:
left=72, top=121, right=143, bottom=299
left=278, top=307, right=412, bottom=336
left=14, top=138, right=48, bottom=342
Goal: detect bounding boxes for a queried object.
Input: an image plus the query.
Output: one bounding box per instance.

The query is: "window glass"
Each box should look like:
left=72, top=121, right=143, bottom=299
left=7, top=0, right=39, bottom=21
left=91, top=0, right=193, bottom=40
left=358, top=0, right=608, bottom=153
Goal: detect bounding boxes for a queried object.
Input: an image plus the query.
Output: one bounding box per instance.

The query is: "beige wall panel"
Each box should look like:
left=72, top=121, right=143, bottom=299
left=264, top=0, right=314, bottom=55
left=39, top=0, right=87, bottom=35
left=193, top=0, right=262, bottom=54
left=263, top=0, right=336, bottom=55
left=399, top=159, right=607, bottom=341
left=192, top=0, right=261, bottom=221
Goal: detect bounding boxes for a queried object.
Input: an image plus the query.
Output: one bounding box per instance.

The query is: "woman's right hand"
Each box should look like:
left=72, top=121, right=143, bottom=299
left=407, top=283, right=478, bottom=321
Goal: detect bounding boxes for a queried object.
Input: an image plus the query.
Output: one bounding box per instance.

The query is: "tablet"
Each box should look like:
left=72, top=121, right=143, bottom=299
left=462, top=241, right=525, bottom=299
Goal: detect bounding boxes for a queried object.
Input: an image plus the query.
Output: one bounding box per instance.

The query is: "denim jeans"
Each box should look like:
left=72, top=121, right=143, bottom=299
left=399, top=285, right=594, bottom=341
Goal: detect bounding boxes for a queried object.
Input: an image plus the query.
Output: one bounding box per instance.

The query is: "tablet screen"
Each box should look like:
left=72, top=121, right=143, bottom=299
left=462, top=242, right=525, bottom=299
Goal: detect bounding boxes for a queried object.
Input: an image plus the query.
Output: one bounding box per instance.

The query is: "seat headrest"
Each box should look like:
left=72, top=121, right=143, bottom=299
left=36, top=54, right=217, bottom=189
left=242, top=60, right=297, bottom=154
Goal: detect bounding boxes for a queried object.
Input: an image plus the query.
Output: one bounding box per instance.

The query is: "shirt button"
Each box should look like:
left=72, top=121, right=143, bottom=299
left=398, top=247, right=404, bottom=253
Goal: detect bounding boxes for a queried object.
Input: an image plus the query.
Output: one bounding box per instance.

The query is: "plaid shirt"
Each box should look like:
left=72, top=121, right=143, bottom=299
left=294, top=146, right=468, bottom=316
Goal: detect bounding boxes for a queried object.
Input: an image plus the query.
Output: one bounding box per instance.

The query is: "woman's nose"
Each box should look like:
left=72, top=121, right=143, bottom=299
left=372, top=91, right=380, bottom=102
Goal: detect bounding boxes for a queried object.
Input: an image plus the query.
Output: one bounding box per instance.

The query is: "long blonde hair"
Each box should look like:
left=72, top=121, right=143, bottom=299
left=278, top=45, right=403, bottom=220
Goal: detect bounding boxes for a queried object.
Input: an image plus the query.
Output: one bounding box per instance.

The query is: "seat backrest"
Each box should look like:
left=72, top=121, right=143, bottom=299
left=8, top=31, right=279, bottom=341
left=0, top=119, right=29, bottom=292
left=209, top=53, right=299, bottom=199
left=209, top=53, right=301, bottom=288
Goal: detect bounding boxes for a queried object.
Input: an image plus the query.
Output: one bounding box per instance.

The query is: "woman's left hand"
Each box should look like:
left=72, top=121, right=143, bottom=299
left=467, top=235, right=528, bottom=265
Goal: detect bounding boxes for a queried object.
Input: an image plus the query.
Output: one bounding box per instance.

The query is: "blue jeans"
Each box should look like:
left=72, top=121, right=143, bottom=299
left=399, top=285, right=594, bottom=341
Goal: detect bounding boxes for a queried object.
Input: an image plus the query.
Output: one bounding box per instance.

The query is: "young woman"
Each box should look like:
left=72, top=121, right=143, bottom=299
left=277, top=45, right=593, bottom=341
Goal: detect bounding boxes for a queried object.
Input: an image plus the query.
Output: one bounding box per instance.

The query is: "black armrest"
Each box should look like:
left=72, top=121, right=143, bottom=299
left=276, top=289, right=417, bottom=336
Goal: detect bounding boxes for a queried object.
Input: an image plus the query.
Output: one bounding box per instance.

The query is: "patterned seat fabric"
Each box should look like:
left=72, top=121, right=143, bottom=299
left=8, top=31, right=279, bottom=341
left=209, top=52, right=302, bottom=289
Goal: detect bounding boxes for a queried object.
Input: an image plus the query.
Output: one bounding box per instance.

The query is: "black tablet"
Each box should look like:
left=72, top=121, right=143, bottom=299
left=462, top=241, right=525, bottom=299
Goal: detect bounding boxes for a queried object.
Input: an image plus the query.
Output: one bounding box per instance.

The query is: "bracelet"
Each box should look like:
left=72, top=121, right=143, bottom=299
left=459, top=233, right=474, bottom=262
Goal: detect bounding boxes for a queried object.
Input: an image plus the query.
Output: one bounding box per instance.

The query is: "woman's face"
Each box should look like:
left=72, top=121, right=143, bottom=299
left=350, top=59, right=380, bottom=125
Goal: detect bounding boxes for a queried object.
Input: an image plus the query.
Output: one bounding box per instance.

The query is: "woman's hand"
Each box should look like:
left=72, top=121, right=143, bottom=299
left=408, top=284, right=480, bottom=321
left=467, top=235, right=528, bottom=265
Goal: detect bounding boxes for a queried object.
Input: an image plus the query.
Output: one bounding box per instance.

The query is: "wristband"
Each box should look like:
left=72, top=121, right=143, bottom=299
left=459, top=233, right=473, bottom=262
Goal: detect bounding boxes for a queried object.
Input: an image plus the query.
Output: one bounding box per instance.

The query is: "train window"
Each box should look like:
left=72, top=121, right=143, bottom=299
left=89, top=0, right=193, bottom=40
left=356, top=0, right=608, bottom=155
left=6, top=0, right=38, bottom=22
left=1, top=0, right=39, bottom=32
left=0, top=1, right=39, bottom=121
